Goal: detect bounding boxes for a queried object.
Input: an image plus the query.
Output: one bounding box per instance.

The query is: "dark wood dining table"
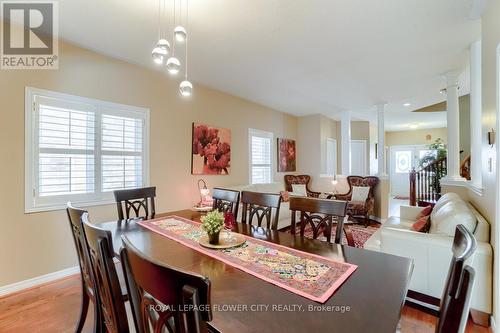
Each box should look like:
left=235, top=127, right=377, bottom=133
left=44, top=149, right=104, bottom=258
left=100, top=209, right=413, bottom=333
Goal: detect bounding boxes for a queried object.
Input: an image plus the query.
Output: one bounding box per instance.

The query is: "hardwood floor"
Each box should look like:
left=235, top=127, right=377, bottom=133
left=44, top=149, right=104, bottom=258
left=0, top=274, right=492, bottom=333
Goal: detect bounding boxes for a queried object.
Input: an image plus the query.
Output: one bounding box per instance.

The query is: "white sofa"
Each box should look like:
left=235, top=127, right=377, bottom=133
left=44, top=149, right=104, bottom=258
left=364, top=193, right=493, bottom=315
left=226, top=182, right=292, bottom=230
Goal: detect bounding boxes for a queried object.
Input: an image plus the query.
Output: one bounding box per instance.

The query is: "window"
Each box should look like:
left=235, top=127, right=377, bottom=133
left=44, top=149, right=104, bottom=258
left=249, top=129, right=273, bottom=184
left=25, top=87, right=149, bottom=212
left=395, top=150, right=412, bottom=174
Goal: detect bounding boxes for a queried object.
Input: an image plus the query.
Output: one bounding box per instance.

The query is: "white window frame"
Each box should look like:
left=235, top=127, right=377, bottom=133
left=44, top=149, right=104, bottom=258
left=25, top=87, right=150, bottom=213
left=248, top=128, right=274, bottom=185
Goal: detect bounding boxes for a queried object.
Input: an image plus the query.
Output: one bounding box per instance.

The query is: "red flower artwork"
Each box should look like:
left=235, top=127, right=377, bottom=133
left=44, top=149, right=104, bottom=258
left=278, top=138, right=296, bottom=172
left=192, top=123, right=231, bottom=175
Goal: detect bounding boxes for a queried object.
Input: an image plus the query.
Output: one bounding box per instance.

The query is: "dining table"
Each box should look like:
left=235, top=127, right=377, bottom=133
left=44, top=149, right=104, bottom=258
left=100, top=209, right=413, bottom=333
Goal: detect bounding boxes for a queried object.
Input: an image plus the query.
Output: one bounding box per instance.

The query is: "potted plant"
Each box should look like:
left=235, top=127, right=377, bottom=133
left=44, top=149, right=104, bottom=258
left=201, top=210, right=225, bottom=244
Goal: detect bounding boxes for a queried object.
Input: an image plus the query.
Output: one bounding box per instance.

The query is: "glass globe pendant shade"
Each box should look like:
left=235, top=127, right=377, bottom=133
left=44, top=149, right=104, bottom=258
left=179, top=80, right=193, bottom=96
left=157, top=38, right=171, bottom=53
left=166, top=57, right=181, bottom=75
left=174, top=26, right=187, bottom=42
left=151, top=47, right=167, bottom=65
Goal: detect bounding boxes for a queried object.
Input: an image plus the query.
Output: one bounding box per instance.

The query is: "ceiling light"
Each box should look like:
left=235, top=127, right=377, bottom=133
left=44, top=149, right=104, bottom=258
left=440, top=88, right=447, bottom=94
left=151, top=0, right=170, bottom=65
left=179, top=80, right=193, bottom=96
left=157, top=39, right=170, bottom=53
left=174, top=26, right=187, bottom=42
left=166, top=56, right=181, bottom=74
left=403, top=103, right=411, bottom=107
left=152, top=46, right=167, bottom=64
left=408, top=124, right=419, bottom=129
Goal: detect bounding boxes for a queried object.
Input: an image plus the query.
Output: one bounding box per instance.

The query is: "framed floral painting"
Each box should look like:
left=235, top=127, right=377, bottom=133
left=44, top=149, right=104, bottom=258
left=191, top=123, right=231, bottom=175
left=277, top=138, right=296, bottom=172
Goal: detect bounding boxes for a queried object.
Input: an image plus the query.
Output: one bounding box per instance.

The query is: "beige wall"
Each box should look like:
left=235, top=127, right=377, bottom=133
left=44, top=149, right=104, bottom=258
left=0, top=42, right=298, bottom=287
left=468, top=0, right=500, bottom=322
left=385, top=127, right=447, bottom=147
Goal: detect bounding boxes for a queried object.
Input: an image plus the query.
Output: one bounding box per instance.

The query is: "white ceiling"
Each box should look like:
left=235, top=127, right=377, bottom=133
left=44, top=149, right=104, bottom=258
left=58, top=0, right=480, bottom=131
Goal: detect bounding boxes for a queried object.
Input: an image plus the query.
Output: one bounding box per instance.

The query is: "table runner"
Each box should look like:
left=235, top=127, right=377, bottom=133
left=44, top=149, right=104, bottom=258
left=137, top=216, right=357, bottom=303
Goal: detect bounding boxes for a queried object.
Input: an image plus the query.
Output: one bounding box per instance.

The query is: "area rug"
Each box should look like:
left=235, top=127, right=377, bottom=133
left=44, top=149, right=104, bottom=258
left=286, top=223, right=380, bottom=248
left=137, top=216, right=357, bottom=303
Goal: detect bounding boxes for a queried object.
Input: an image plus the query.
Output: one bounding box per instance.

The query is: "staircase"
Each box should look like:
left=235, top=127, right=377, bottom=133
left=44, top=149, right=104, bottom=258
left=409, top=155, right=470, bottom=206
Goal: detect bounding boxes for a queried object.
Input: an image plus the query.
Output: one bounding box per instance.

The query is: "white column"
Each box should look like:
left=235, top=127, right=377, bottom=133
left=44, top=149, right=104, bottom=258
left=341, top=111, right=351, bottom=175
left=442, top=71, right=466, bottom=182
left=376, top=103, right=387, bottom=177
left=470, top=40, right=482, bottom=188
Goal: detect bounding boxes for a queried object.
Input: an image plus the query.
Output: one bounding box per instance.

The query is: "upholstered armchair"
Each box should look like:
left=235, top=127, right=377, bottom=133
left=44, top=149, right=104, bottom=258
left=335, top=176, right=379, bottom=224
left=284, top=175, right=321, bottom=198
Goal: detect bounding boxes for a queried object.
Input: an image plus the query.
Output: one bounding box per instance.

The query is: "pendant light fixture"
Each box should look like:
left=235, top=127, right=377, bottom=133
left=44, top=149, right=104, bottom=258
left=152, top=0, right=170, bottom=65
left=166, top=0, right=181, bottom=75
left=179, top=0, right=192, bottom=96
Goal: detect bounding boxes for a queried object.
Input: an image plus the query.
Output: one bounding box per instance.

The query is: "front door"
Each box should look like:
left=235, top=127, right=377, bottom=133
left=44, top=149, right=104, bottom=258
left=389, top=145, right=430, bottom=197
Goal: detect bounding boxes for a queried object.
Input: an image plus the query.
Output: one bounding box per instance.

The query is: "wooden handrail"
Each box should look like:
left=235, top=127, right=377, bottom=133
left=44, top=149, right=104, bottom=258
left=409, top=157, right=447, bottom=206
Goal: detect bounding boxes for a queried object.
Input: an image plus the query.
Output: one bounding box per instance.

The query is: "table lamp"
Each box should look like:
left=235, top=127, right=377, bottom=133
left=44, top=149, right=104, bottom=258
left=198, top=179, right=211, bottom=206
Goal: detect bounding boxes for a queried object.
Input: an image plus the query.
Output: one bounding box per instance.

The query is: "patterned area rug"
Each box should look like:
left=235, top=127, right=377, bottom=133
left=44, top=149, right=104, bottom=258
left=286, top=223, right=380, bottom=248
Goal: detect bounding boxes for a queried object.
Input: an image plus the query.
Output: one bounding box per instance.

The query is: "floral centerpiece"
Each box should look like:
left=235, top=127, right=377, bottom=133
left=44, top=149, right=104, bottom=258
left=201, top=210, right=225, bottom=244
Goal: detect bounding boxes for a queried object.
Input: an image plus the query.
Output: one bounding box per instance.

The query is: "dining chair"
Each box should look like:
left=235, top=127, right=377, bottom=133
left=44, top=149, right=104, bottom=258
left=290, top=197, right=348, bottom=244
left=114, top=187, right=156, bottom=220
left=66, top=203, right=100, bottom=333
left=435, top=224, right=477, bottom=333
left=212, top=188, right=240, bottom=218
left=120, top=236, right=213, bottom=333
left=82, top=214, right=130, bottom=333
left=241, top=191, right=281, bottom=230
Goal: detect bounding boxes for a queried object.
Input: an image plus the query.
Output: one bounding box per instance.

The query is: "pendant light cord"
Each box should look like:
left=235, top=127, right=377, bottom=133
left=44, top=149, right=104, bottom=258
left=185, top=0, right=189, bottom=79
left=157, top=0, right=161, bottom=40
left=172, top=0, right=176, bottom=55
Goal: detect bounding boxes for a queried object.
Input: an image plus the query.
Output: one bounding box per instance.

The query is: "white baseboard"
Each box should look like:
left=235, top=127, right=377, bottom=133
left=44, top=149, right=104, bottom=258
left=491, top=316, right=496, bottom=332
left=0, top=266, right=79, bottom=297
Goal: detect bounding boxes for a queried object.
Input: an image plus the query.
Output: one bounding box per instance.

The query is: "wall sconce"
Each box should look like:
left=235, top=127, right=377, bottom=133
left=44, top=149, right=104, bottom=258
left=331, top=174, right=338, bottom=194
left=197, top=179, right=211, bottom=206
left=488, top=129, right=495, bottom=146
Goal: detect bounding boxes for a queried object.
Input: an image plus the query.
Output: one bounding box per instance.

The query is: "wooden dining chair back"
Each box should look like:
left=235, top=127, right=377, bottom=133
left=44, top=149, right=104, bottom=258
left=212, top=188, right=240, bottom=218
left=290, top=197, right=348, bottom=244
left=66, top=203, right=99, bottom=333
left=120, top=236, right=212, bottom=333
left=436, top=224, right=477, bottom=333
left=114, top=187, right=156, bottom=220
left=82, top=214, right=129, bottom=333
left=241, top=191, right=281, bottom=230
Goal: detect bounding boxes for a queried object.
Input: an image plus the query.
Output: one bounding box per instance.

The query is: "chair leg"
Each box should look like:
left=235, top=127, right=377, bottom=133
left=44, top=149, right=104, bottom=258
left=75, top=287, right=89, bottom=333
left=343, top=226, right=355, bottom=247
left=92, top=299, right=103, bottom=333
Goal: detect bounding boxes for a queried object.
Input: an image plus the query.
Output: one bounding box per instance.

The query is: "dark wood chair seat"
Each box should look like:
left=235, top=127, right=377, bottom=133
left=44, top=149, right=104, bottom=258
left=66, top=203, right=99, bottom=333
left=82, top=214, right=130, bottom=333
left=290, top=197, right=350, bottom=245
left=212, top=188, right=240, bottom=217
left=241, top=191, right=281, bottom=230
left=120, top=236, right=213, bottom=333
left=436, top=224, right=477, bottom=333
left=114, top=187, right=156, bottom=220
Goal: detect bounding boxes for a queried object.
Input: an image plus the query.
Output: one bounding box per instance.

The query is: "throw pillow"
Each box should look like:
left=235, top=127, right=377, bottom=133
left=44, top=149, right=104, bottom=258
left=416, top=205, right=433, bottom=219
left=412, top=216, right=430, bottom=233
left=291, top=184, right=307, bottom=197
left=351, top=186, right=370, bottom=203
left=280, top=191, right=290, bottom=202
